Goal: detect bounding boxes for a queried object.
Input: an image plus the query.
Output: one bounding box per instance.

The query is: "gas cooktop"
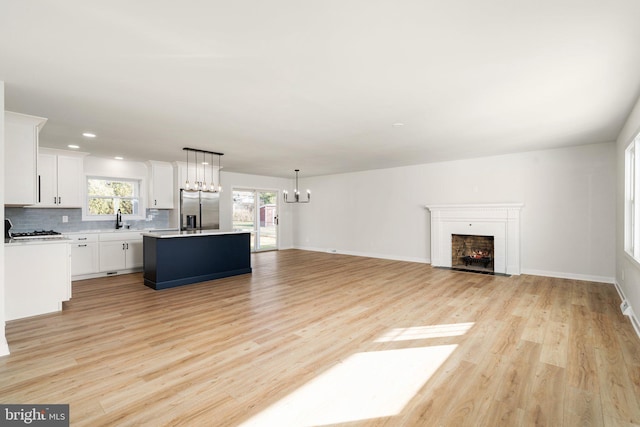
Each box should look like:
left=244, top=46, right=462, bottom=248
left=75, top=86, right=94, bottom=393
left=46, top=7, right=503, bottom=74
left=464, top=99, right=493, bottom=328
left=10, top=230, right=64, bottom=240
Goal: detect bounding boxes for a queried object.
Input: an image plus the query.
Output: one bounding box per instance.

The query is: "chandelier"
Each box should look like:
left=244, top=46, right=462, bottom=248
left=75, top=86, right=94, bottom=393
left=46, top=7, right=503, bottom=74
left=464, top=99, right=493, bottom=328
left=183, top=147, right=223, bottom=192
left=283, top=169, right=310, bottom=203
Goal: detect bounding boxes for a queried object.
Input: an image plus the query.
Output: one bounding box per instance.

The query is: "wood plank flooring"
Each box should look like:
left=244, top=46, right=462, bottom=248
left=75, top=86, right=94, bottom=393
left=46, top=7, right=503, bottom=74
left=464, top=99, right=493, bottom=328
left=1, top=249, right=639, bottom=426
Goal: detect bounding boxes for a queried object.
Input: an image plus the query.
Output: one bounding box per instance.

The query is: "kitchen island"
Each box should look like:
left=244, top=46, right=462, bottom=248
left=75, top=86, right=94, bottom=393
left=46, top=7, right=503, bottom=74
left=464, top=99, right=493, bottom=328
left=142, top=230, right=252, bottom=290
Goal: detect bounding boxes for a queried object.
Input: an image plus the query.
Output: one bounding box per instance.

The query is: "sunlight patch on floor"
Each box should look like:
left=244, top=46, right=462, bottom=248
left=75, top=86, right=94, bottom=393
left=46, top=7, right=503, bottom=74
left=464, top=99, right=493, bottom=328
left=375, top=322, right=475, bottom=342
left=240, top=344, right=457, bottom=426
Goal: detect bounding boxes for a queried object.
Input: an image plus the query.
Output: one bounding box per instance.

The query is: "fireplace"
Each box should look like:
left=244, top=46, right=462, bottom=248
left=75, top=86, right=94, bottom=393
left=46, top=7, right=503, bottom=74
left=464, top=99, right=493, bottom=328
left=451, top=234, right=495, bottom=273
left=425, top=203, right=523, bottom=275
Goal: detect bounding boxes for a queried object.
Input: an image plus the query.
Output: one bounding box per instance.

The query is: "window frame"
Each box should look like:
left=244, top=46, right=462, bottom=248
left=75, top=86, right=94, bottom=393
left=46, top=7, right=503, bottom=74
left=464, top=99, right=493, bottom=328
left=625, top=133, right=640, bottom=261
left=82, top=175, right=145, bottom=221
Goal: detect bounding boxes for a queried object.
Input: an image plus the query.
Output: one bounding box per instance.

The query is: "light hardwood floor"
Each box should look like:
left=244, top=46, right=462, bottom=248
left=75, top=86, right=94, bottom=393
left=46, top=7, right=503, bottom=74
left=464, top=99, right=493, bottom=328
left=1, top=250, right=639, bottom=426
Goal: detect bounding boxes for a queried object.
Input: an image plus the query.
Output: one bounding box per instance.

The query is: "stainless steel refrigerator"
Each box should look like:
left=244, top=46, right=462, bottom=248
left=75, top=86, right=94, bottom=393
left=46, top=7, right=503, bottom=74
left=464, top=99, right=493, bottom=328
left=180, top=189, right=220, bottom=230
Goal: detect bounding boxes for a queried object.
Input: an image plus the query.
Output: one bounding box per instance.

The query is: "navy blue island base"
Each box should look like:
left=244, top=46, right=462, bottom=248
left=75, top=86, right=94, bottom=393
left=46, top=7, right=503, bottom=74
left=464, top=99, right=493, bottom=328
left=142, top=230, right=252, bottom=290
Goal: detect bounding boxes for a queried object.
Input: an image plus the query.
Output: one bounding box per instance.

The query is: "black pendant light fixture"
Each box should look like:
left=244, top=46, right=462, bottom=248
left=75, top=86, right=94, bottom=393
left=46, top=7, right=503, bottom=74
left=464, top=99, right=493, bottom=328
left=183, top=147, right=223, bottom=192
left=283, top=169, right=311, bottom=203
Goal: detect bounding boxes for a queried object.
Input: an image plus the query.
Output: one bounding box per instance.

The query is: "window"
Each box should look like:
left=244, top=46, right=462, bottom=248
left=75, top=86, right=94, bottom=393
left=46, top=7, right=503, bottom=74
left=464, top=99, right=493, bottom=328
left=85, top=177, right=142, bottom=219
left=232, top=188, right=279, bottom=251
left=626, top=133, right=640, bottom=260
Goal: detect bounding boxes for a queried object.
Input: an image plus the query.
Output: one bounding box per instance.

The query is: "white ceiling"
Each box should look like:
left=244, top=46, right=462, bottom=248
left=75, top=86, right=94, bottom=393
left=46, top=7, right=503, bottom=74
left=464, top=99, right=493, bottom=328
left=1, top=1, right=640, bottom=177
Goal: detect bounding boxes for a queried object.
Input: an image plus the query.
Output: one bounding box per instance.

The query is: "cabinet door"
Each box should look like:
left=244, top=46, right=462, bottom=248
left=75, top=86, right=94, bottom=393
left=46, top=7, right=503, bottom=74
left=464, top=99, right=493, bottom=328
left=4, top=112, right=43, bottom=205
left=99, top=241, right=127, bottom=271
left=70, top=243, right=99, bottom=276
left=38, top=153, right=58, bottom=205
left=5, top=243, right=69, bottom=320
left=57, top=155, right=83, bottom=207
left=125, top=239, right=144, bottom=268
left=150, top=162, right=174, bottom=208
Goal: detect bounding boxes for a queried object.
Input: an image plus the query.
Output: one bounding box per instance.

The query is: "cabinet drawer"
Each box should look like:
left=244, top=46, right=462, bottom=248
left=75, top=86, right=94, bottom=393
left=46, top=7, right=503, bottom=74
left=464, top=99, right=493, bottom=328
left=99, top=231, right=143, bottom=242
left=66, top=233, right=99, bottom=242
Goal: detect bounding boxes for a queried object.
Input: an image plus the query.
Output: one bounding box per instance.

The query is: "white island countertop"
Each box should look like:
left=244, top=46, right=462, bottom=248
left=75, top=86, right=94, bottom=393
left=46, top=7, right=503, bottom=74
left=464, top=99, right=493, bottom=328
left=141, top=229, right=251, bottom=239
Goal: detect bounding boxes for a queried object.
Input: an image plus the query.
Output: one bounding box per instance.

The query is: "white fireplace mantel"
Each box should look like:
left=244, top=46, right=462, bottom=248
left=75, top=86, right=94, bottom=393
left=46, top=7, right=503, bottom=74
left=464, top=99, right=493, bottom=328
left=425, top=203, right=523, bottom=275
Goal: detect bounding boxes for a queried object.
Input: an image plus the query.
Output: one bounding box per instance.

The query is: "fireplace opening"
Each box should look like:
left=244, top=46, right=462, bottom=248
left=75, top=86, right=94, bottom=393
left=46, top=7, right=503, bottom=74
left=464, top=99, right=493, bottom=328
left=451, top=234, right=494, bottom=274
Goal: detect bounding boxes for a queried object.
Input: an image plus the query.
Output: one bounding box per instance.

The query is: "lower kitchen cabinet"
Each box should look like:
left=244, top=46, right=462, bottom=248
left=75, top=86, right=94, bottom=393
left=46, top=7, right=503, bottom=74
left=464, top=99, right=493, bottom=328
left=5, top=240, right=71, bottom=320
left=68, top=234, right=99, bottom=277
left=98, top=232, right=143, bottom=272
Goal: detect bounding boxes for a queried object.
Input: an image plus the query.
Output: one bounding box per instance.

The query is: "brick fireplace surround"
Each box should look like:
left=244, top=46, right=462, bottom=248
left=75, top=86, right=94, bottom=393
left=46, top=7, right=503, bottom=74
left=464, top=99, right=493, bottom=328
left=426, top=204, right=523, bottom=275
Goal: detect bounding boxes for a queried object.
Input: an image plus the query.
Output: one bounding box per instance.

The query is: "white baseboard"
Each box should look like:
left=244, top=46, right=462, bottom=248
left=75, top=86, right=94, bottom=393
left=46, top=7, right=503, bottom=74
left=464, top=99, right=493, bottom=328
left=72, top=267, right=142, bottom=281
left=294, top=245, right=429, bottom=264
left=292, top=248, right=617, bottom=281
left=520, top=268, right=615, bottom=284
left=0, top=331, right=9, bottom=357
left=613, top=281, right=640, bottom=339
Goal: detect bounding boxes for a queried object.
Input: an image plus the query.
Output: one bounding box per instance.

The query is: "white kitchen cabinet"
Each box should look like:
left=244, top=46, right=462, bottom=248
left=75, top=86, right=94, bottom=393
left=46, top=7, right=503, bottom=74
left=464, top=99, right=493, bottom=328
left=4, top=111, right=47, bottom=205
left=125, top=238, right=143, bottom=267
left=5, top=240, right=71, bottom=320
left=68, top=234, right=99, bottom=277
left=38, top=149, right=85, bottom=207
left=99, top=232, right=143, bottom=272
left=147, top=161, right=174, bottom=209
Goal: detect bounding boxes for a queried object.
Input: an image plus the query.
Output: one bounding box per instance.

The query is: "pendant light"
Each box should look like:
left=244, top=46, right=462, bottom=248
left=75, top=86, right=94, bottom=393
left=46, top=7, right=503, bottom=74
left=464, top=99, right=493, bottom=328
left=196, top=151, right=201, bottom=190
left=283, top=169, right=310, bottom=203
left=216, top=152, right=222, bottom=192
left=183, top=147, right=224, bottom=193
left=202, top=154, right=208, bottom=191
left=209, top=152, right=215, bottom=192
left=184, top=149, right=191, bottom=190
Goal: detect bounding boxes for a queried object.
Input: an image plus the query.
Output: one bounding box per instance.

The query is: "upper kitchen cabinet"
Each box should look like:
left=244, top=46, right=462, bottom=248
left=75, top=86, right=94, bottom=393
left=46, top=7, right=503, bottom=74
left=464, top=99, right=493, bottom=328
left=4, top=111, right=47, bottom=205
left=38, top=148, right=86, bottom=207
left=147, top=161, right=174, bottom=209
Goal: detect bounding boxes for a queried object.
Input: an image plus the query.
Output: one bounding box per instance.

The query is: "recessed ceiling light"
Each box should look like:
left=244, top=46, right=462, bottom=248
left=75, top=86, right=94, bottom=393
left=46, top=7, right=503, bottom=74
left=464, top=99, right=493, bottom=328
left=82, top=132, right=96, bottom=138
left=114, top=156, right=123, bottom=160
left=392, top=122, right=405, bottom=127
left=67, top=144, right=80, bottom=149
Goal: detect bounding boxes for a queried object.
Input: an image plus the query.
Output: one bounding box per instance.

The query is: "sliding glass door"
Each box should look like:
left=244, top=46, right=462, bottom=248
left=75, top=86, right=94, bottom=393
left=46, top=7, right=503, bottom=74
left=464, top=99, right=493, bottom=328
left=232, top=189, right=278, bottom=252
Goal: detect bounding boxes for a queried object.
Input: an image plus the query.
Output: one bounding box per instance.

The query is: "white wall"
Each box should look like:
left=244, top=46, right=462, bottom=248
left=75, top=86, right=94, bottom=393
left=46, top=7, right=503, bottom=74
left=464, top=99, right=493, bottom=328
left=1, top=81, right=8, bottom=356
left=220, top=171, right=294, bottom=249
left=616, top=93, right=640, bottom=334
left=295, top=142, right=616, bottom=282
left=84, top=156, right=148, bottom=183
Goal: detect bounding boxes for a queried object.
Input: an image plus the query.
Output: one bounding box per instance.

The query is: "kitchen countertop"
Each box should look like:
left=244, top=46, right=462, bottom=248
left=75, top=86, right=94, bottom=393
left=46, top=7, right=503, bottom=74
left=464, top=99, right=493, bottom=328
left=5, top=237, right=72, bottom=245
left=64, top=228, right=179, bottom=235
left=4, top=228, right=182, bottom=244
left=142, top=230, right=250, bottom=239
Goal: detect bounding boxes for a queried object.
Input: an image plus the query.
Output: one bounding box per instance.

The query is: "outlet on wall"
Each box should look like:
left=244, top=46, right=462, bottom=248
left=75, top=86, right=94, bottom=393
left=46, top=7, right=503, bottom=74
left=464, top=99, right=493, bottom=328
left=62, top=216, right=68, bottom=223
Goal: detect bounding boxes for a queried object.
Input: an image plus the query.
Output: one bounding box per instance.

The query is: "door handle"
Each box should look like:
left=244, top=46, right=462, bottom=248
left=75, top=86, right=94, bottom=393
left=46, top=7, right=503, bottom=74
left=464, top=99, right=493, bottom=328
left=78, top=244, right=87, bottom=247
left=122, top=243, right=125, bottom=250
left=126, top=243, right=129, bottom=250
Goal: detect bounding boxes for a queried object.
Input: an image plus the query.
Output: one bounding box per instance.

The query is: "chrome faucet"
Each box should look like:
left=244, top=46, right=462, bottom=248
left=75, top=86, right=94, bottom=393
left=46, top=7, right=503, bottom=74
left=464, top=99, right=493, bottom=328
left=115, top=209, right=123, bottom=229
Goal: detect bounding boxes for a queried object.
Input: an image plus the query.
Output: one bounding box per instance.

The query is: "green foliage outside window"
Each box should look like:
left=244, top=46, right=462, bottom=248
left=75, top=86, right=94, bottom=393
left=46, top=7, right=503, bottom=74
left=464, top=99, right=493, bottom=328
left=87, top=178, right=139, bottom=216
left=259, top=192, right=275, bottom=205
